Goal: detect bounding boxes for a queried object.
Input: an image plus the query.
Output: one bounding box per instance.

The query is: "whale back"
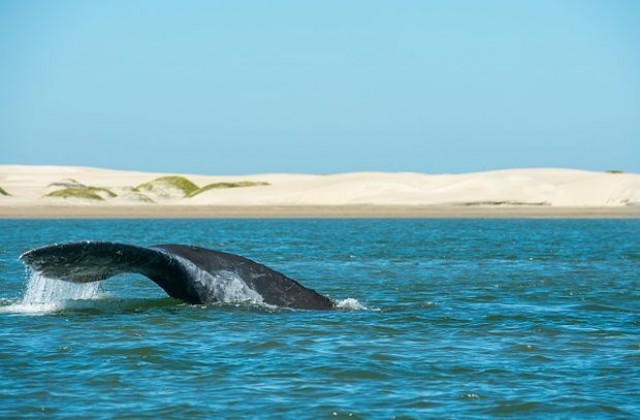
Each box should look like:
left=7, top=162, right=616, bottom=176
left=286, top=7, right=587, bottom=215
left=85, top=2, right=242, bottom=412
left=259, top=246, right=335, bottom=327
left=20, top=241, right=334, bottom=309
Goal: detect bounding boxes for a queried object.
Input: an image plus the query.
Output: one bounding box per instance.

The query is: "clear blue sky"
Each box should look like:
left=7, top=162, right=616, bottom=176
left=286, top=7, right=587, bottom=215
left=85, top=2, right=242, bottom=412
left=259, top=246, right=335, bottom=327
left=1, top=0, right=639, bottom=174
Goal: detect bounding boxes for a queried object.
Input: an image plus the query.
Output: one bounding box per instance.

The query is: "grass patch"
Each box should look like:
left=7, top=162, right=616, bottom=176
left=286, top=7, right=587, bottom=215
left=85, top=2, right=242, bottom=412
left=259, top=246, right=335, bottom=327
left=46, top=188, right=106, bottom=201
left=0, top=186, right=10, bottom=196
left=135, top=176, right=200, bottom=197
left=45, top=180, right=117, bottom=201
left=125, top=190, right=156, bottom=203
left=461, top=201, right=550, bottom=206
left=605, top=169, right=624, bottom=174
left=135, top=176, right=270, bottom=198
left=49, top=178, right=84, bottom=188
left=187, top=181, right=270, bottom=198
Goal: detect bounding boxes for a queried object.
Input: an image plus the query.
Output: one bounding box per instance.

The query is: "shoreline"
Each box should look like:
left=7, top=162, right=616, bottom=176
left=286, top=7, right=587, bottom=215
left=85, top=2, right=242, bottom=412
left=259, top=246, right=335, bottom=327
left=2, top=165, right=639, bottom=218
left=1, top=204, right=638, bottom=219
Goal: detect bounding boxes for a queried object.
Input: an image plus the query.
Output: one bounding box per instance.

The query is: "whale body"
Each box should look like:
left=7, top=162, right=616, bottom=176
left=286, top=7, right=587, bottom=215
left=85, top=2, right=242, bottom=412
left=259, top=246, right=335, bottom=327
left=20, top=241, right=334, bottom=310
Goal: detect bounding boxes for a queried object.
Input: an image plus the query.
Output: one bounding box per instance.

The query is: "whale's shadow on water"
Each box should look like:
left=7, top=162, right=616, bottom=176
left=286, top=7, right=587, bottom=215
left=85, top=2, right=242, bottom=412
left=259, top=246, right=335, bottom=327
left=0, top=295, right=296, bottom=316
left=15, top=241, right=368, bottom=313
left=49, top=297, right=291, bottom=316
left=1, top=294, right=366, bottom=317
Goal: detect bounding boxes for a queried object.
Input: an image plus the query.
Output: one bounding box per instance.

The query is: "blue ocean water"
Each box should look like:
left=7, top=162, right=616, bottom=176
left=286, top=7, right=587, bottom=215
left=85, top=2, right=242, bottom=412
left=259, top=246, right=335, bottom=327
left=0, top=219, right=638, bottom=418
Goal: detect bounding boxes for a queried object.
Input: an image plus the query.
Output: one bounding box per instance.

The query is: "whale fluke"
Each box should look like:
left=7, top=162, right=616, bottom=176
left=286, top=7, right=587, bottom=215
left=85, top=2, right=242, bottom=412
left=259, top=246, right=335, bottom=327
left=20, top=241, right=334, bottom=310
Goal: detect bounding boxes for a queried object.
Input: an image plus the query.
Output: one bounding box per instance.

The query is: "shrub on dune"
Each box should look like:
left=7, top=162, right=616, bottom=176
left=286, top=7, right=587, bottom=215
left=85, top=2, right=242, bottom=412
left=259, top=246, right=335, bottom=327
left=187, top=181, right=270, bottom=198
left=134, top=176, right=200, bottom=198
left=45, top=180, right=117, bottom=201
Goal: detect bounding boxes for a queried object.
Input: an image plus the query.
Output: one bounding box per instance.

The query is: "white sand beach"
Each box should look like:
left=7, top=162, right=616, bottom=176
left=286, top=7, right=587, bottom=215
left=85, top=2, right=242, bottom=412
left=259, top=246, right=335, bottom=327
left=0, top=165, right=639, bottom=218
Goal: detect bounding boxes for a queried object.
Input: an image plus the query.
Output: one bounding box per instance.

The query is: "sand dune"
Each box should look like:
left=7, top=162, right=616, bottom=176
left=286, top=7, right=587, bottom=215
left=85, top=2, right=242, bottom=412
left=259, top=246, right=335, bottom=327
left=1, top=165, right=639, bottom=218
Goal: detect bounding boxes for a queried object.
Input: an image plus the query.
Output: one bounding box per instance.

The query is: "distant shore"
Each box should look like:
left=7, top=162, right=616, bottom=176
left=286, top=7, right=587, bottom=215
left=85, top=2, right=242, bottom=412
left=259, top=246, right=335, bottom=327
left=1, top=165, right=639, bottom=219
left=1, top=204, right=638, bottom=219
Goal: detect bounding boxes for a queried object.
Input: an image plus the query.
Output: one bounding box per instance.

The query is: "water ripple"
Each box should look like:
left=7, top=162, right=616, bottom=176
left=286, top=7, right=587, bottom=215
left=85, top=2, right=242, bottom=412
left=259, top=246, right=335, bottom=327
left=1, top=219, right=639, bottom=418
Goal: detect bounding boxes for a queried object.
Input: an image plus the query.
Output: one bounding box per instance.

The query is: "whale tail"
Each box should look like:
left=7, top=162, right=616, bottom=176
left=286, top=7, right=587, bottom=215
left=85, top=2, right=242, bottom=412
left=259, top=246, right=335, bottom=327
left=20, top=242, right=200, bottom=303
left=20, top=241, right=334, bottom=309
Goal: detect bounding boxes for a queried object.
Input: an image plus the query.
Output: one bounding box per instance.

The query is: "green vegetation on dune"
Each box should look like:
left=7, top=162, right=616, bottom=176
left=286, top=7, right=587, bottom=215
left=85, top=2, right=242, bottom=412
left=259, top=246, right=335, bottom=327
left=134, top=176, right=200, bottom=197
left=462, top=201, right=550, bottom=206
left=187, top=181, right=270, bottom=198
left=135, top=176, right=270, bottom=198
left=40, top=175, right=270, bottom=202
left=0, top=186, right=10, bottom=196
left=49, top=178, right=84, bottom=188
left=45, top=180, right=117, bottom=201
left=605, top=169, right=624, bottom=174
left=123, top=189, right=156, bottom=203
left=46, top=188, right=106, bottom=201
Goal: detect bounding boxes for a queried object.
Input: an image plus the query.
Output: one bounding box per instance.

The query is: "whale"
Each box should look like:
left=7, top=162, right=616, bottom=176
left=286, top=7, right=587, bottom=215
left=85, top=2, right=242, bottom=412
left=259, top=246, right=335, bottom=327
left=19, top=241, right=335, bottom=310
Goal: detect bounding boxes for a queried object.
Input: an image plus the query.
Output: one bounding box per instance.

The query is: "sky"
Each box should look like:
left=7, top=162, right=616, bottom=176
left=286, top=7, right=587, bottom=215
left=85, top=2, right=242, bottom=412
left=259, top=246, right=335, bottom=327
left=1, top=0, right=639, bottom=175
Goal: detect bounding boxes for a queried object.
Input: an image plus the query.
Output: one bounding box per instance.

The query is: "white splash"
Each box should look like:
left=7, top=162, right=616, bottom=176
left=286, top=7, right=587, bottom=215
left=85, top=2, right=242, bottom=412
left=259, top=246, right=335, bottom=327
left=1, top=270, right=101, bottom=315
left=204, top=270, right=264, bottom=304
left=23, top=270, right=101, bottom=303
left=335, top=298, right=368, bottom=311
left=176, top=256, right=264, bottom=305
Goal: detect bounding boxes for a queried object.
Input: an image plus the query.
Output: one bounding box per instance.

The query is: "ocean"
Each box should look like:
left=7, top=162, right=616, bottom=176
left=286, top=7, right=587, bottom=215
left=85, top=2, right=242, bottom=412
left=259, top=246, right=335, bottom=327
left=1, top=219, right=638, bottom=418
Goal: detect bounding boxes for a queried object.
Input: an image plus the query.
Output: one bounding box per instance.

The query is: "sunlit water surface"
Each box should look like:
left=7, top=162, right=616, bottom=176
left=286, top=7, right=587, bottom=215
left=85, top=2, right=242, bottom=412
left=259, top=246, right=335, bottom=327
left=1, top=219, right=638, bottom=418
